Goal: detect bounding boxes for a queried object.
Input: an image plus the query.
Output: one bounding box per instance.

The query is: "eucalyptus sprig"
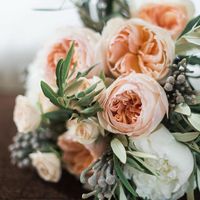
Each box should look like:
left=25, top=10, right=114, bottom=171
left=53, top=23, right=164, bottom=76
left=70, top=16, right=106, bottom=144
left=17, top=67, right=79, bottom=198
left=41, top=42, right=103, bottom=120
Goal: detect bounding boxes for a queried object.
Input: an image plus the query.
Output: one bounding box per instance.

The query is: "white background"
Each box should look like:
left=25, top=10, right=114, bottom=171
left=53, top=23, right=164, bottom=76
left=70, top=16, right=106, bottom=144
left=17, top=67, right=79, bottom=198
left=0, top=0, right=200, bottom=92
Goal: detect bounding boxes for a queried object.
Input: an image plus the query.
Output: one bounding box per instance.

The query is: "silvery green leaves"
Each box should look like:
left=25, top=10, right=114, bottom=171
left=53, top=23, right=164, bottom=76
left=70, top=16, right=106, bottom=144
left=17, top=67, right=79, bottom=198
left=41, top=42, right=103, bottom=119
left=171, top=103, right=200, bottom=154
left=176, top=15, right=200, bottom=62
left=174, top=103, right=200, bottom=132
left=111, top=138, right=127, bottom=164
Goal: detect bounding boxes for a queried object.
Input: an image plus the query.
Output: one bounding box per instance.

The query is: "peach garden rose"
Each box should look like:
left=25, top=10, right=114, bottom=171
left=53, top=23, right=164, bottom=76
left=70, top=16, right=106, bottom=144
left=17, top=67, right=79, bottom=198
left=26, top=27, right=101, bottom=105
left=58, top=133, right=107, bottom=176
left=97, top=72, right=168, bottom=137
left=130, top=0, right=195, bottom=39
left=98, top=18, right=175, bottom=80
left=44, top=27, right=101, bottom=85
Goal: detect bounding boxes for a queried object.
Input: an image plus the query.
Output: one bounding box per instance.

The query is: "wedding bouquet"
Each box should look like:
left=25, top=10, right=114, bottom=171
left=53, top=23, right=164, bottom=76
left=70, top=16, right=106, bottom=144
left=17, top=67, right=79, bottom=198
left=9, top=0, right=200, bottom=199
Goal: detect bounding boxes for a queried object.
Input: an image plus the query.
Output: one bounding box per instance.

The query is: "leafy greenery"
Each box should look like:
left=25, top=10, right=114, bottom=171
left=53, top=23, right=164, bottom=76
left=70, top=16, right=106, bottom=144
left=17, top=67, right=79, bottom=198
left=72, top=0, right=130, bottom=32
left=178, top=15, right=200, bottom=39
left=176, top=15, right=200, bottom=57
left=113, top=155, right=137, bottom=199
left=41, top=42, right=103, bottom=119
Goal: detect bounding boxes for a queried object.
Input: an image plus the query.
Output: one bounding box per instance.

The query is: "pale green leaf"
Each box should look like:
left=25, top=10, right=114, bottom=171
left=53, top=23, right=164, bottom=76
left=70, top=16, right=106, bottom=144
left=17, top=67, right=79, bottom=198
left=127, top=151, right=158, bottom=160
left=119, top=184, right=127, bottom=200
left=116, top=135, right=128, bottom=147
left=183, top=31, right=200, bottom=46
left=111, top=138, right=127, bottom=164
left=188, top=113, right=200, bottom=131
left=175, top=103, right=191, bottom=116
left=186, top=173, right=195, bottom=200
left=197, top=167, right=200, bottom=191
left=173, top=132, right=200, bottom=142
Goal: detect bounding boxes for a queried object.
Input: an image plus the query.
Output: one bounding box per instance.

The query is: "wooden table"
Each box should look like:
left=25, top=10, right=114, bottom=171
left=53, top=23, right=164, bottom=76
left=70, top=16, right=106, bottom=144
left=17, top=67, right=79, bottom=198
left=0, top=94, right=198, bottom=200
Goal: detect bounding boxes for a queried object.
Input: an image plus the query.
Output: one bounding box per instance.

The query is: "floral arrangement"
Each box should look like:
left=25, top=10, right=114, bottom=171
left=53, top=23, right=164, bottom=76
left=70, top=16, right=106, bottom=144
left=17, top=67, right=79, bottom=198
left=9, top=0, right=200, bottom=199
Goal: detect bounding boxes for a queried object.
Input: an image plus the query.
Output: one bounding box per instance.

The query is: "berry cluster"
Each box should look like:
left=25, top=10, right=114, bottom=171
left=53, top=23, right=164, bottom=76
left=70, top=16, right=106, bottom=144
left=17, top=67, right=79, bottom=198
left=81, top=151, right=116, bottom=200
left=9, top=127, right=58, bottom=168
left=163, top=58, right=196, bottom=110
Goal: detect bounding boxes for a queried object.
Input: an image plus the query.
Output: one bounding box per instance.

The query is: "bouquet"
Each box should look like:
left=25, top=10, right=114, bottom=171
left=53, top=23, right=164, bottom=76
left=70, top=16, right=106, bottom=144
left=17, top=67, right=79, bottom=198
left=9, top=0, right=200, bottom=199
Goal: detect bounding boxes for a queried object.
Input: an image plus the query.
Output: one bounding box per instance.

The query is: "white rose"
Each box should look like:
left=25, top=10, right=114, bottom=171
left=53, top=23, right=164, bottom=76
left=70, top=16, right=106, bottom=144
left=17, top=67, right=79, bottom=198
left=13, top=95, right=41, bottom=133
left=30, top=152, right=61, bottom=183
left=65, top=117, right=104, bottom=144
left=126, top=124, right=194, bottom=200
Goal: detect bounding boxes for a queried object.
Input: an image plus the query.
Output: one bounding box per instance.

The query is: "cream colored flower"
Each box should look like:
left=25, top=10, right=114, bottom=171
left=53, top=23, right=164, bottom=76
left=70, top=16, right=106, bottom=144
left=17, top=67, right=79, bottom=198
left=30, top=152, right=61, bottom=183
left=13, top=95, right=41, bottom=133
left=39, top=92, right=58, bottom=113
left=65, top=117, right=104, bottom=144
left=125, top=124, right=194, bottom=200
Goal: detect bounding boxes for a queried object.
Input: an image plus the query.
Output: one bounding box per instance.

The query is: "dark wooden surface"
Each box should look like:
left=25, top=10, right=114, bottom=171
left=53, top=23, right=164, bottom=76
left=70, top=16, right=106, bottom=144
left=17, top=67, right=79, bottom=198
left=0, top=94, right=199, bottom=200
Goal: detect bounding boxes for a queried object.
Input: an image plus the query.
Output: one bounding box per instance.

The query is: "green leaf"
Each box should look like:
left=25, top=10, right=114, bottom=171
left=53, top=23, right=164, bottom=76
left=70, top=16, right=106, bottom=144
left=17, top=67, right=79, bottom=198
left=178, top=55, right=200, bottom=65
left=61, top=42, right=74, bottom=84
left=175, top=43, right=199, bottom=55
left=186, top=173, right=195, bottom=200
left=127, top=157, right=147, bottom=173
left=116, top=135, right=128, bottom=147
left=77, top=89, right=103, bottom=107
left=80, top=102, right=103, bottom=116
left=76, top=64, right=97, bottom=79
left=68, top=62, right=77, bottom=79
left=119, top=184, right=128, bottom=200
left=128, top=155, right=158, bottom=176
left=56, top=59, right=63, bottom=94
left=99, top=70, right=106, bottom=82
left=111, top=138, right=127, bottom=164
left=175, top=103, right=191, bottom=116
left=188, top=113, right=200, bottom=131
left=43, top=109, right=72, bottom=122
left=183, top=31, right=200, bottom=46
left=173, top=132, right=200, bottom=142
left=179, top=15, right=200, bottom=39
left=197, top=167, right=200, bottom=191
left=64, top=79, right=84, bottom=97
left=127, top=151, right=158, bottom=160
left=113, top=156, right=137, bottom=198
left=190, top=104, right=200, bottom=113
left=75, top=81, right=101, bottom=99
left=40, top=81, right=59, bottom=106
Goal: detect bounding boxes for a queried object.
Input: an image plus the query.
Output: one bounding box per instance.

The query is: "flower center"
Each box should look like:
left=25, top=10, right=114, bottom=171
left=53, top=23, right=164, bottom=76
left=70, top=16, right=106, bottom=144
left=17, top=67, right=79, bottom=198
left=110, top=91, right=142, bottom=124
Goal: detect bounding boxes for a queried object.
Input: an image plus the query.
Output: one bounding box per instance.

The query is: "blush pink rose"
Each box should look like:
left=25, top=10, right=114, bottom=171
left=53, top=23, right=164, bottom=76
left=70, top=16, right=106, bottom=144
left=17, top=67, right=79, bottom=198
left=97, top=72, right=168, bottom=137
left=97, top=18, right=175, bottom=80
left=43, top=27, right=101, bottom=86
left=130, top=0, right=195, bottom=39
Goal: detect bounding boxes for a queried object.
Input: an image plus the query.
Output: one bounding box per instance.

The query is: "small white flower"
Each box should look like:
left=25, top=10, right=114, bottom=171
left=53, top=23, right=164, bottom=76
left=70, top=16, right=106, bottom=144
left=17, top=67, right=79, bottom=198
left=126, top=124, right=194, bottom=200
left=13, top=95, right=41, bottom=133
left=65, top=117, right=104, bottom=145
left=30, top=152, right=61, bottom=183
